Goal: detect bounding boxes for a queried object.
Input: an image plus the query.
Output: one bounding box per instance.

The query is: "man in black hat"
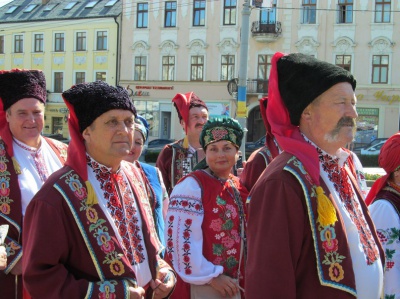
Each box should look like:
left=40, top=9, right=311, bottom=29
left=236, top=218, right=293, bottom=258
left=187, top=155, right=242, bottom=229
left=246, top=53, right=384, bottom=299
left=22, top=81, right=175, bottom=299
left=0, top=69, right=68, bottom=299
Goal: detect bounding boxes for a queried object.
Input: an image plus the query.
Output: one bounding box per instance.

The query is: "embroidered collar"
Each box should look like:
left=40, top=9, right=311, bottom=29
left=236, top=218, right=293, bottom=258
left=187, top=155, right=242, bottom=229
left=300, top=134, right=350, bottom=167
left=13, top=137, right=42, bottom=154
left=86, top=153, right=122, bottom=176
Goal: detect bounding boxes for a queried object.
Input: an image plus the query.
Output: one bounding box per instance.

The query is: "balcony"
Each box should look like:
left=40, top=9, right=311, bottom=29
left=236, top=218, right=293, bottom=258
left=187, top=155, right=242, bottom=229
left=251, top=21, right=282, bottom=43
left=247, top=79, right=268, bottom=94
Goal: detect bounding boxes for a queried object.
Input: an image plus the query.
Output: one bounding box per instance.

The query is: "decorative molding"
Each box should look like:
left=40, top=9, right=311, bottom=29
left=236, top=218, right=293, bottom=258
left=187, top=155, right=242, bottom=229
left=332, top=37, right=357, bottom=54
left=132, top=41, right=150, bottom=55
left=159, top=40, right=178, bottom=55
left=217, top=38, right=239, bottom=54
left=187, top=39, right=208, bottom=55
left=295, top=36, right=320, bottom=55
left=368, top=36, right=395, bottom=53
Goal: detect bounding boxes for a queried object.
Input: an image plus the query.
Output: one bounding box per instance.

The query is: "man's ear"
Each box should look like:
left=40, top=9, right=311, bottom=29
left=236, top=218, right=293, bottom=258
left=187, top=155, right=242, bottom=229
left=82, top=127, right=91, bottom=142
left=180, top=119, right=186, bottom=130
left=301, top=104, right=313, bottom=122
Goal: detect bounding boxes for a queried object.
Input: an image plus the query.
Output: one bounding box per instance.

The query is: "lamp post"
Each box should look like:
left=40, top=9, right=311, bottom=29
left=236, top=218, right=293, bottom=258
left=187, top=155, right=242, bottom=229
left=237, top=0, right=251, bottom=161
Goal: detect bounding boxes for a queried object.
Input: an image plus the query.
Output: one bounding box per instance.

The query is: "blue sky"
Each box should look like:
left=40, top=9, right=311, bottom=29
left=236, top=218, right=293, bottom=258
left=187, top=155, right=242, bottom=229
left=0, top=0, right=12, bottom=8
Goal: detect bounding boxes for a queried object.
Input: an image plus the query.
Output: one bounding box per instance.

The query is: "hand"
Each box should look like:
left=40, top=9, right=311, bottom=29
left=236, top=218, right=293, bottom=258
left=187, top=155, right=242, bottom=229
left=128, top=286, right=145, bottom=299
left=150, top=269, right=176, bottom=299
left=0, top=246, right=7, bottom=270
left=10, top=258, right=22, bottom=275
left=209, top=274, right=240, bottom=298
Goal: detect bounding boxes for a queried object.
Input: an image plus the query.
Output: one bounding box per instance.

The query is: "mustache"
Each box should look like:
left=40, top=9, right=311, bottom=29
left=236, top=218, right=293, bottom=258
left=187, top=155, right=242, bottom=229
left=336, top=117, right=356, bottom=128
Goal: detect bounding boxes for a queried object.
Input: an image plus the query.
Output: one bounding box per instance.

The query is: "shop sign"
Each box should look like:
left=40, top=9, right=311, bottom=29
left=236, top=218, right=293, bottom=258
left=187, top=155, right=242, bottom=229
left=357, top=90, right=400, bottom=104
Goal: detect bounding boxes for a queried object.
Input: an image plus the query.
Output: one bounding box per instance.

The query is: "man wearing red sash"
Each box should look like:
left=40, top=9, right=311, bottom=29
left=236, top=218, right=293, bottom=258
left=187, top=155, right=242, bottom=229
left=0, top=69, right=67, bottom=299
left=156, top=92, right=208, bottom=195
left=23, top=81, right=175, bottom=298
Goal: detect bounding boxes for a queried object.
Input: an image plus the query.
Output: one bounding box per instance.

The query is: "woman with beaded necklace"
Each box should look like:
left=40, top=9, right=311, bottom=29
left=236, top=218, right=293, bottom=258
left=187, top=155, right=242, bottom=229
left=165, top=117, right=248, bottom=299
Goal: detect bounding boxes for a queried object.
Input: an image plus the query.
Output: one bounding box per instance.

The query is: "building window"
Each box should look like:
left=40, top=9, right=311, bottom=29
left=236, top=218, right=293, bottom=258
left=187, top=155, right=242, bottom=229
left=375, top=0, right=391, bottom=23
left=54, top=72, right=64, bottom=93
left=335, top=55, right=351, bottom=71
left=95, top=72, right=106, bottom=81
left=14, top=35, right=23, bottom=53
left=0, top=35, right=5, bottom=54
left=54, top=33, right=64, bottom=52
left=162, top=56, right=175, bottom=81
left=260, top=2, right=276, bottom=24
left=221, top=55, right=235, bottom=81
left=96, top=31, right=107, bottom=50
left=223, top=0, right=236, bottom=25
left=137, top=3, right=148, bottom=28
left=165, top=1, right=177, bottom=27
left=52, top=117, right=63, bottom=134
left=34, top=34, right=44, bottom=52
left=257, top=55, right=272, bottom=80
left=191, top=55, right=204, bottom=81
left=76, top=32, right=86, bottom=51
left=134, top=56, right=147, bottom=81
left=372, top=55, right=388, bottom=84
left=75, top=72, right=85, bottom=84
left=301, top=0, right=316, bottom=24
left=338, top=0, right=353, bottom=23
left=193, top=0, right=206, bottom=26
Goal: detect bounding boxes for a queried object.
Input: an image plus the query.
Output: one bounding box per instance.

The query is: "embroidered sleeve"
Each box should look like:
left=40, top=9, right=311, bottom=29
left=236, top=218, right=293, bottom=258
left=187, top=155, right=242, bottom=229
left=369, top=200, right=400, bottom=298
left=165, top=177, right=224, bottom=285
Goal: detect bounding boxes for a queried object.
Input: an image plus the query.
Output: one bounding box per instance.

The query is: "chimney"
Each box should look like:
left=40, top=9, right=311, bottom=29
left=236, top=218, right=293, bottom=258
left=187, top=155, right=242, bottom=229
left=42, top=0, right=50, bottom=5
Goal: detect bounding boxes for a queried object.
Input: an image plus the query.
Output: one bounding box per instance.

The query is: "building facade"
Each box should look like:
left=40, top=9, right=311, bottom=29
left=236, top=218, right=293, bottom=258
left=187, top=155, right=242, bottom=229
left=119, top=0, right=400, bottom=145
left=0, top=0, right=122, bottom=138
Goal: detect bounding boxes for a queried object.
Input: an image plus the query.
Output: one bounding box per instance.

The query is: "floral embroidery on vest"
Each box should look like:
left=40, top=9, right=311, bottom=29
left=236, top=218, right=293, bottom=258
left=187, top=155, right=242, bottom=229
left=65, top=172, right=126, bottom=277
left=97, top=280, right=118, bottom=299
left=0, top=143, right=13, bottom=214
left=166, top=215, right=175, bottom=263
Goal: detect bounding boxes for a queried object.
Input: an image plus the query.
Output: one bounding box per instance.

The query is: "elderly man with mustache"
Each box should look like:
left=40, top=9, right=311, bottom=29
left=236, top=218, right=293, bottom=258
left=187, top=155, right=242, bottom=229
left=246, top=53, right=384, bottom=299
left=156, top=92, right=209, bottom=195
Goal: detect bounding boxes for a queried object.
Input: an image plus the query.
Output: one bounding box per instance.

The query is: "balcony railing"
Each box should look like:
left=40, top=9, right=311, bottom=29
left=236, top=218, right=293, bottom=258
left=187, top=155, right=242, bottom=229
left=247, top=79, right=268, bottom=94
left=251, top=21, right=282, bottom=43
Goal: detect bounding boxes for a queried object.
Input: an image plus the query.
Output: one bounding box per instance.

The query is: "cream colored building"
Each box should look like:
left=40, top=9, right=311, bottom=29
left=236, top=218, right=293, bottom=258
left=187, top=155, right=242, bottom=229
left=0, top=0, right=122, bottom=138
left=119, top=0, right=400, bottom=146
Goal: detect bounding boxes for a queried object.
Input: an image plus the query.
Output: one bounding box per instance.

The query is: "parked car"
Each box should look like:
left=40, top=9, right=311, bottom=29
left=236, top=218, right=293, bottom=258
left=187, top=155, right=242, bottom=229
left=245, top=135, right=265, bottom=158
left=353, top=138, right=388, bottom=156
left=360, top=139, right=387, bottom=156
left=142, top=138, right=175, bottom=162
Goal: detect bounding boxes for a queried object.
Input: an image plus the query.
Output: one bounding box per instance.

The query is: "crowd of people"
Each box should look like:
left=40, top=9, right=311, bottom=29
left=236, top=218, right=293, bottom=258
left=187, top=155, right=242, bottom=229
left=0, top=51, right=398, bottom=299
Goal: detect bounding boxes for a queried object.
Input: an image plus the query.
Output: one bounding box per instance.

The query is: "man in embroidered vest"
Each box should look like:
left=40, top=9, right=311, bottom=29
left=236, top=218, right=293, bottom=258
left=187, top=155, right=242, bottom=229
left=22, top=81, right=176, bottom=299
left=156, top=92, right=209, bottom=195
left=246, top=53, right=384, bottom=299
left=0, top=69, right=68, bottom=299
left=239, top=97, right=280, bottom=191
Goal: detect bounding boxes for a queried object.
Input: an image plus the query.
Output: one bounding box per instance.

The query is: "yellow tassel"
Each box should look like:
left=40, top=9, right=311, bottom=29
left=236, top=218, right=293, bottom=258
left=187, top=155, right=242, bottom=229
left=316, top=186, right=337, bottom=227
left=85, top=181, right=98, bottom=205
left=183, top=135, right=189, bottom=149
left=12, top=157, right=21, bottom=174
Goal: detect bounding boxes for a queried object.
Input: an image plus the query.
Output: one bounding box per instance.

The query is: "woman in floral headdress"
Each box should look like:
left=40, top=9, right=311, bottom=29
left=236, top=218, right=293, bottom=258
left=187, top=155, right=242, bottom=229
left=165, top=117, right=248, bottom=299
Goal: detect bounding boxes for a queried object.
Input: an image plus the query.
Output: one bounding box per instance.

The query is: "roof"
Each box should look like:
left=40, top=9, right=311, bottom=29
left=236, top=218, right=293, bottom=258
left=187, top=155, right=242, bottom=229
left=0, top=0, right=121, bottom=23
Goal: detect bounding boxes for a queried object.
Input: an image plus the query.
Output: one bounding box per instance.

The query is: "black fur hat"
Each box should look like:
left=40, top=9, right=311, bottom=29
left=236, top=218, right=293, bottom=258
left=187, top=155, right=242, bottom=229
left=62, top=81, right=136, bottom=133
left=277, top=53, right=356, bottom=125
left=0, top=69, right=46, bottom=111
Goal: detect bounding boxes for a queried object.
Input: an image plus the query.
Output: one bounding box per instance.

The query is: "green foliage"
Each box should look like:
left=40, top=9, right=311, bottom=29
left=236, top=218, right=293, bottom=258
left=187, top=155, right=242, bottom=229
left=144, top=151, right=159, bottom=163
left=364, top=173, right=382, bottom=181
left=358, top=155, right=379, bottom=167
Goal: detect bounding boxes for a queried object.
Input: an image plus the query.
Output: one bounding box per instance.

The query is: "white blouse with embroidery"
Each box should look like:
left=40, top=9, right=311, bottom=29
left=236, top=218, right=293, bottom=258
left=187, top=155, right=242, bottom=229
left=166, top=176, right=224, bottom=285
left=369, top=200, right=400, bottom=299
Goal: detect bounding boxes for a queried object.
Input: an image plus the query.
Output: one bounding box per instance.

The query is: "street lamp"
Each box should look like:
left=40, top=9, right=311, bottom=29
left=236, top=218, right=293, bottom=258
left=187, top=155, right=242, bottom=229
left=237, top=0, right=272, bottom=161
